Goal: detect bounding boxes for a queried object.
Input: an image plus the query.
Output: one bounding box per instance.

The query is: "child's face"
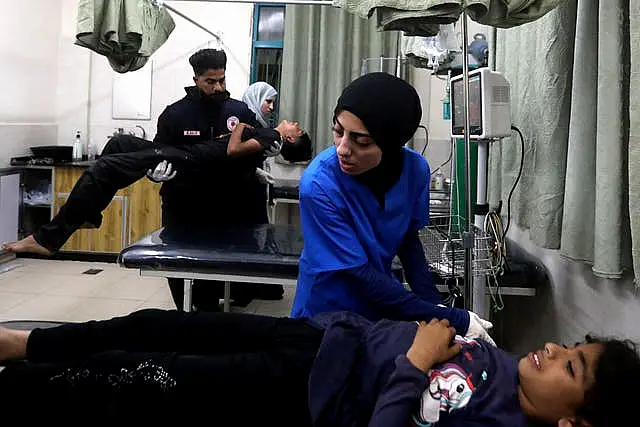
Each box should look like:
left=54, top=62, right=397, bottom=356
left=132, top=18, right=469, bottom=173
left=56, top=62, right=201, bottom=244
left=517, top=342, right=603, bottom=424
left=279, top=120, right=303, bottom=142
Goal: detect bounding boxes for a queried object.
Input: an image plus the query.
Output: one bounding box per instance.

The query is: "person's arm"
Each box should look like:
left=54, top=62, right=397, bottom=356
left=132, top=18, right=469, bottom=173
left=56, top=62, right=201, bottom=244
left=227, top=126, right=284, bottom=159
left=397, top=231, right=441, bottom=303
left=395, top=156, right=441, bottom=301
left=226, top=123, right=264, bottom=157
left=367, top=355, right=429, bottom=427
left=300, top=183, right=469, bottom=333
left=368, top=355, right=480, bottom=427
left=368, top=319, right=464, bottom=427
left=148, top=109, right=180, bottom=183
left=153, top=108, right=180, bottom=146
left=341, top=266, right=468, bottom=332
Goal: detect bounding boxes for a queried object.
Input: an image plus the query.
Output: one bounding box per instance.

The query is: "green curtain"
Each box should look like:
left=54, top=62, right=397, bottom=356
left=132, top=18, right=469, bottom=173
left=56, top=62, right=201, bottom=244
left=489, top=0, right=639, bottom=283
left=629, top=0, right=640, bottom=284
left=279, top=5, right=400, bottom=155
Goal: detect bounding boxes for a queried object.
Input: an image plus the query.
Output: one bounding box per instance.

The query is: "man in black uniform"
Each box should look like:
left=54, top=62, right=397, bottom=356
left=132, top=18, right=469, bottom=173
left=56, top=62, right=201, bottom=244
left=155, top=48, right=260, bottom=219
left=1, top=122, right=307, bottom=256
left=153, top=49, right=283, bottom=311
left=3, top=49, right=308, bottom=311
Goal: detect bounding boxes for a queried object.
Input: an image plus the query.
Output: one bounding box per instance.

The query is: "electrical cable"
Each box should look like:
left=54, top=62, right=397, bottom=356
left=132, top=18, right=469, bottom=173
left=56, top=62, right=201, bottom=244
left=479, top=125, right=525, bottom=312
left=431, top=138, right=454, bottom=176
left=503, top=125, right=526, bottom=237
left=483, top=209, right=505, bottom=311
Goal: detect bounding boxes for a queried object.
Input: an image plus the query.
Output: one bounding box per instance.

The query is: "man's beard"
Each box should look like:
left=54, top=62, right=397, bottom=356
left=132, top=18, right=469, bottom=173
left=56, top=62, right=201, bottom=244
left=207, top=91, right=227, bottom=103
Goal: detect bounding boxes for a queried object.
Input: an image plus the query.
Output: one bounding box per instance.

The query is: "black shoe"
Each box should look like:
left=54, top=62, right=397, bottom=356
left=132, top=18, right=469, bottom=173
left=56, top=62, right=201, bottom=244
left=252, top=284, right=284, bottom=301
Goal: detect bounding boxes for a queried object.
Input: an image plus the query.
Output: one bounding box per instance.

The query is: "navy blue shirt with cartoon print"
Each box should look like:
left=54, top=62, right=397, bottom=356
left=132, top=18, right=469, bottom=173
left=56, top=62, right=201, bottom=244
left=309, top=312, right=528, bottom=427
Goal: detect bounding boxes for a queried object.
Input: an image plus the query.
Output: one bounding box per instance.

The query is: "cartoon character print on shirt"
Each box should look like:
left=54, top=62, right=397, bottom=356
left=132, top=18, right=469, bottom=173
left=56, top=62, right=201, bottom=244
left=412, top=336, right=481, bottom=426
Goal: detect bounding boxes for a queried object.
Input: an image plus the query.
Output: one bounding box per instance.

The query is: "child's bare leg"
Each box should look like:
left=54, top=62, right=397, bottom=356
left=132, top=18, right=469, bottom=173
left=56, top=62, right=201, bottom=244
left=0, top=327, right=30, bottom=362
left=1, top=235, right=53, bottom=256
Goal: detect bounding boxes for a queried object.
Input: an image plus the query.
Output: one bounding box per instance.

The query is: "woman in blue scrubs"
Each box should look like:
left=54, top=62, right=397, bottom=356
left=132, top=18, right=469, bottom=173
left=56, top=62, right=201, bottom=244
left=291, top=73, right=492, bottom=342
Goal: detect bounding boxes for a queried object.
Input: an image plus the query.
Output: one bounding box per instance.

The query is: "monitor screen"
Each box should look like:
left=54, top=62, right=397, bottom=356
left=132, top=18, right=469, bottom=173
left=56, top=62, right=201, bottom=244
left=452, top=74, right=482, bottom=135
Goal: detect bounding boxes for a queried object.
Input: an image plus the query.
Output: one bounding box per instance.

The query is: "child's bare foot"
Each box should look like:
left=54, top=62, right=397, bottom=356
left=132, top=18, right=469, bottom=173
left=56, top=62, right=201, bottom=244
left=1, top=235, right=53, bottom=256
left=0, top=327, right=29, bottom=362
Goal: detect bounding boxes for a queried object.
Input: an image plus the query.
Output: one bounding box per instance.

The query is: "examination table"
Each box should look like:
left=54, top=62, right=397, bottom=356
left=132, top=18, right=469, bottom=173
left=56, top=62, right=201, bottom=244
left=118, top=224, right=305, bottom=312
left=116, top=224, right=545, bottom=313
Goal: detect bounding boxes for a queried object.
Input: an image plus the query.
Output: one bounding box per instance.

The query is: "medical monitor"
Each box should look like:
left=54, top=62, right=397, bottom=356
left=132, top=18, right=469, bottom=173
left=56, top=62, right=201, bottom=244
left=450, top=68, right=511, bottom=139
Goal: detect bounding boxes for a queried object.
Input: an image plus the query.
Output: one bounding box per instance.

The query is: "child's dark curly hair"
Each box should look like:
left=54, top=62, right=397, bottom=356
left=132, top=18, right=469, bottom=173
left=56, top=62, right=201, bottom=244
left=575, top=334, right=640, bottom=427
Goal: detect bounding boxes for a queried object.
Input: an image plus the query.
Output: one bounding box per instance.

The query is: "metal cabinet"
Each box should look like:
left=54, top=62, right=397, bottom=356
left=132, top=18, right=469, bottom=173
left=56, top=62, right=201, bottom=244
left=0, top=171, right=21, bottom=246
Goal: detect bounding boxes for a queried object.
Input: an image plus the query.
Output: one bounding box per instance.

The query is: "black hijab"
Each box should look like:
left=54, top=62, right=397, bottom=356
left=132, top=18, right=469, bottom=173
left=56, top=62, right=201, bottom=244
left=333, top=73, right=422, bottom=207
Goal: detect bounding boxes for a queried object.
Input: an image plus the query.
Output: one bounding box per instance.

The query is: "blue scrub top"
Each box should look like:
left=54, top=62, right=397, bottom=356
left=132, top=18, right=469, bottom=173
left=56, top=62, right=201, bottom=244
left=291, top=146, right=431, bottom=319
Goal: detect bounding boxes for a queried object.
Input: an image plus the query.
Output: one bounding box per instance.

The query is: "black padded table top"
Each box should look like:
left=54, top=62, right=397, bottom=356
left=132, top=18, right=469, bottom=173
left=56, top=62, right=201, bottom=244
left=118, top=224, right=305, bottom=277
left=117, top=224, right=545, bottom=293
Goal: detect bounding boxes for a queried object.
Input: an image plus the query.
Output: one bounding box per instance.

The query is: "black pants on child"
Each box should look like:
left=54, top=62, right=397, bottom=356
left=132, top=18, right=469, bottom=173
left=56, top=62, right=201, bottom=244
left=34, top=135, right=284, bottom=310
left=33, top=135, right=228, bottom=252
left=0, top=309, right=323, bottom=425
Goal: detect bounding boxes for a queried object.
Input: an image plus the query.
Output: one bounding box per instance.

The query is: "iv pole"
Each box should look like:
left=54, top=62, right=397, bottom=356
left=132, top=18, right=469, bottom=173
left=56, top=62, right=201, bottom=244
left=460, top=10, right=474, bottom=311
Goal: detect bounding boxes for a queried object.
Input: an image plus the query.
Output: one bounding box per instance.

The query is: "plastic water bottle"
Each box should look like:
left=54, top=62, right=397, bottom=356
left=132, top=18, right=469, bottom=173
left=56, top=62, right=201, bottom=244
left=433, top=170, right=445, bottom=191
left=442, top=86, right=451, bottom=121
left=87, top=138, right=97, bottom=160
left=72, top=130, right=83, bottom=161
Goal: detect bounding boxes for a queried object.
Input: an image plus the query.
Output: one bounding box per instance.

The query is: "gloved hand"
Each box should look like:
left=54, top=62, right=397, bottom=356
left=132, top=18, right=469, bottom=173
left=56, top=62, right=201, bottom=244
left=465, top=311, right=496, bottom=346
left=147, top=160, right=177, bottom=182
left=264, top=139, right=283, bottom=157
left=256, top=168, right=275, bottom=185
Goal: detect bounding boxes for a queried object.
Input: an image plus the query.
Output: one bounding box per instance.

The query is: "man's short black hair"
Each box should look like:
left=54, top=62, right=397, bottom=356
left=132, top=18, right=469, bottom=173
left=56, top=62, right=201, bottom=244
left=189, top=49, right=227, bottom=76
left=576, top=334, right=640, bottom=427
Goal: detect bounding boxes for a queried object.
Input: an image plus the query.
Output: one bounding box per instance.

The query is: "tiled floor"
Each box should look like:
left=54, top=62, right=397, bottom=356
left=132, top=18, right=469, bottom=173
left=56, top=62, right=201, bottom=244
left=0, top=258, right=293, bottom=323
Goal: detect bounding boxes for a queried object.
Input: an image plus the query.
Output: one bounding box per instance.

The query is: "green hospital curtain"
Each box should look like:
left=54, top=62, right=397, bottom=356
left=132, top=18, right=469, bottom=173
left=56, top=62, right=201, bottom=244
left=279, top=4, right=400, bottom=155
left=489, top=0, right=639, bottom=283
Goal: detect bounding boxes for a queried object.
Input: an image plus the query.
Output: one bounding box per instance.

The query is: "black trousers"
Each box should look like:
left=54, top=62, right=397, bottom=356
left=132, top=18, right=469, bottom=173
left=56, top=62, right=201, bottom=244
left=35, top=134, right=283, bottom=309
left=33, top=135, right=228, bottom=252
left=0, top=309, right=322, bottom=425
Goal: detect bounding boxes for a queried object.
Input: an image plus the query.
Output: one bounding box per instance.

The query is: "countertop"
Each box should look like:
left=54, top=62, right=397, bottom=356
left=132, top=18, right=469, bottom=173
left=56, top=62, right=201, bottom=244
left=1, top=160, right=96, bottom=174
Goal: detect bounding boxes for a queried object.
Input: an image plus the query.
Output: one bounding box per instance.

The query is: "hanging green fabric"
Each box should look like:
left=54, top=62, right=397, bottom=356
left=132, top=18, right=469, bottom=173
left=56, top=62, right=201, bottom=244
left=75, top=0, right=175, bottom=73
left=332, top=0, right=562, bottom=36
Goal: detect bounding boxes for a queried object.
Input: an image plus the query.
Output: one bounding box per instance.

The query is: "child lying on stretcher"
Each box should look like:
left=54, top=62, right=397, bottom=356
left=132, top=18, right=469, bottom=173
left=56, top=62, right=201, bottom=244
left=0, top=309, right=636, bottom=427
left=1, top=120, right=311, bottom=257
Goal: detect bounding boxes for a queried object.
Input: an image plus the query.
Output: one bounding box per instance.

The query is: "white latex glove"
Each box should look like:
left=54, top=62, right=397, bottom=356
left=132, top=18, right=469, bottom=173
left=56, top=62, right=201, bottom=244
left=264, top=139, right=283, bottom=157
left=465, top=311, right=496, bottom=346
left=256, top=168, right=275, bottom=185
left=147, top=160, right=177, bottom=182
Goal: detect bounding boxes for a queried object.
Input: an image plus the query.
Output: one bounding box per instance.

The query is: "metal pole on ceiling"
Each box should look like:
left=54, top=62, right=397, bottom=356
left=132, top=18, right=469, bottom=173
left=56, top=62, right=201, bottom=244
left=179, top=0, right=334, bottom=4
left=155, top=0, right=334, bottom=47
left=460, top=10, right=474, bottom=311
left=155, top=1, right=222, bottom=41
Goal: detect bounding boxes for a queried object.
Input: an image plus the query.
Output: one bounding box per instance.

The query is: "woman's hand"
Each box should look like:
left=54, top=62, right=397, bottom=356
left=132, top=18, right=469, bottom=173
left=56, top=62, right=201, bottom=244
left=256, top=168, right=275, bottom=185
left=406, top=319, right=461, bottom=372
left=465, top=311, right=496, bottom=346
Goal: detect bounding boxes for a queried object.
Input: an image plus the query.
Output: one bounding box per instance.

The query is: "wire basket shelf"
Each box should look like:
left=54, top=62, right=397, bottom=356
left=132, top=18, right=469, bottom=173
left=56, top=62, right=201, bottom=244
left=419, top=215, right=501, bottom=279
